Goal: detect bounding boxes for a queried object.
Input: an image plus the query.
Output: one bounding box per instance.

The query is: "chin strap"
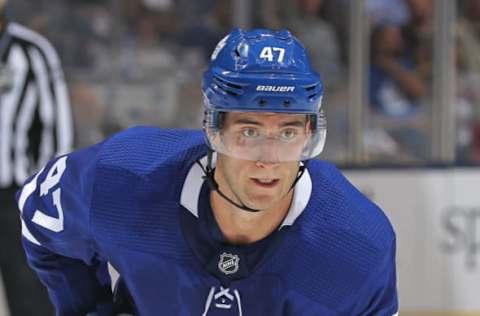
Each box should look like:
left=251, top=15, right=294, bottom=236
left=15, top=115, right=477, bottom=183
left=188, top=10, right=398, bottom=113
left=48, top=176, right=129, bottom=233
left=196, top=150, right=307, bottom=213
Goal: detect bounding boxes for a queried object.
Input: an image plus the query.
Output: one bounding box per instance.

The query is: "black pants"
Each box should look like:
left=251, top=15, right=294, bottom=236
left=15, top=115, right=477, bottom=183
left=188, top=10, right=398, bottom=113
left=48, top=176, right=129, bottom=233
left=0, top=187, right=54, bottom=316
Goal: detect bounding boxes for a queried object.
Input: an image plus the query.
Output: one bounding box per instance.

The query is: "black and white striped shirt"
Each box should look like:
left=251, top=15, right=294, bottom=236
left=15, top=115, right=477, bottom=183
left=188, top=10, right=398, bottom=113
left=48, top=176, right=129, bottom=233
left=0, top=22, right=73, bottom=189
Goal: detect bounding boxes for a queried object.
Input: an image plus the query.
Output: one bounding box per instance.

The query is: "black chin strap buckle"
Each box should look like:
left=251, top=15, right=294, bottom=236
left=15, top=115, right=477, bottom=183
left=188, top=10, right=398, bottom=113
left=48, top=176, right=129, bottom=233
left=202, top=171, right=219, bottom=191
left=197, top=152, right=219, bottom=192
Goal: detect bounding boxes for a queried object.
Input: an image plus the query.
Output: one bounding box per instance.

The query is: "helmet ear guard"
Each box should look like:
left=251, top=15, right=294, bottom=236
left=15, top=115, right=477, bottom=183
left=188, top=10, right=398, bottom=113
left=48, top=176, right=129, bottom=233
left=202, top=28, right=327, bottom=161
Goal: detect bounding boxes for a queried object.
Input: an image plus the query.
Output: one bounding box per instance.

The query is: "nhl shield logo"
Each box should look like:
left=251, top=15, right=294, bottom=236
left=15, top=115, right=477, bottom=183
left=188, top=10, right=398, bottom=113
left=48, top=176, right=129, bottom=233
left=218, top=252, right=240, bottom=275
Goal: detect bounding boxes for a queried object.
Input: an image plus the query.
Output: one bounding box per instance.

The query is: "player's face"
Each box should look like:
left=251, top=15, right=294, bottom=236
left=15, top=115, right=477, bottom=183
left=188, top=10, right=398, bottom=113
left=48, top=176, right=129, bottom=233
left=215, top=112, right=307, bottom=211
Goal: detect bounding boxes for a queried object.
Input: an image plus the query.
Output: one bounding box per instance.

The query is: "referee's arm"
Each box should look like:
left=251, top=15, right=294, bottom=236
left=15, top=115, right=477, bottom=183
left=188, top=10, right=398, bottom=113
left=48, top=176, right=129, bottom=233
left=31, top=37, right=73, bottom=158
left=46, top=46, right=73, bottom=157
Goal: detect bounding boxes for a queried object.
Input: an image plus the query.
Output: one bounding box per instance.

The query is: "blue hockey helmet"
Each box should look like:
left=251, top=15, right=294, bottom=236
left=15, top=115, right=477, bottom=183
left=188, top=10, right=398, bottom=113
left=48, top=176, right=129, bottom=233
left=202, top=28, right=326, bottom=162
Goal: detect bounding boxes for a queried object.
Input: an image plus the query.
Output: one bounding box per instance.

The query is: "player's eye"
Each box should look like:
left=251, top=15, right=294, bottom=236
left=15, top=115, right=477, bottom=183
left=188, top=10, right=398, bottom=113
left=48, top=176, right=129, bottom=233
left=279, top=129, right=298, bottom=141
left=241, top=127, right=260, bottom=138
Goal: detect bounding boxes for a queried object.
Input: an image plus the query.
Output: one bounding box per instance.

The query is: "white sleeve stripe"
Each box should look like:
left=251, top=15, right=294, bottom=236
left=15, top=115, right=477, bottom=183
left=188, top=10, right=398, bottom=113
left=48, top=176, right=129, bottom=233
left=21, top=217, right=41, bottom=246
left=18, top=166, right=44, bottom=212
left=392, top=313, right=398, bottom=316
left=29, top=47, right=55, bottom=167
left=14, top=83, right=37, bottom=184
left=53, top=71, right=72, bottom=156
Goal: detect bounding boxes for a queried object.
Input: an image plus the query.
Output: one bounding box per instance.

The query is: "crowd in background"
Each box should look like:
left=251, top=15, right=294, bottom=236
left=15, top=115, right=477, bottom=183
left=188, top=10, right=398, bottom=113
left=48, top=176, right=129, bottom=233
left=8, top=0, right=480, bottom=165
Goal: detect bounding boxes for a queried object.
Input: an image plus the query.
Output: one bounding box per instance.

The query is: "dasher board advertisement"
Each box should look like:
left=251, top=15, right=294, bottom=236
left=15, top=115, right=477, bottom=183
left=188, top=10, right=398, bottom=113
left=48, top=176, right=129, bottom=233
left=345, top=168, right=480, bottom=315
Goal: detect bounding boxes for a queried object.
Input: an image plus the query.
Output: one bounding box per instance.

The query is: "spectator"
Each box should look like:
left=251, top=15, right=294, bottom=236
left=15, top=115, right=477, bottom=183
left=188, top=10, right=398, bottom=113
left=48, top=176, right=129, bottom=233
left=457, top=0, right=480, bottom=83
left=367, top=0, right=410, bottom=26
left=290, top=0, right=344, bottom=89
left=456, top=0, right=480, bottom=162
left=368, top=24, right=429, bottom=161
left=177, top=0, right=231, bottom=62
left=369, top=24, right=427, bottom=117
left=402, top=0, right=434, bottom=80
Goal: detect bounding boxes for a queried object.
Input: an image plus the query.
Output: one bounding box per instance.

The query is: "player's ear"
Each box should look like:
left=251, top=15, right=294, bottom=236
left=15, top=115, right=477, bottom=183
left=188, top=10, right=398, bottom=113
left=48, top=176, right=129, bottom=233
left=306, top=116, right=313, bottom=136
left=218, top=112, right=226, bottom=130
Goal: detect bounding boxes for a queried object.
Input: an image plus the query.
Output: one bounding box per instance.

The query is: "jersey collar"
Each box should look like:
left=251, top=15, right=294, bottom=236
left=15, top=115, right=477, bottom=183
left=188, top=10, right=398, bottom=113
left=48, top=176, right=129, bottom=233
left=180, top=153, right=312, bottom=228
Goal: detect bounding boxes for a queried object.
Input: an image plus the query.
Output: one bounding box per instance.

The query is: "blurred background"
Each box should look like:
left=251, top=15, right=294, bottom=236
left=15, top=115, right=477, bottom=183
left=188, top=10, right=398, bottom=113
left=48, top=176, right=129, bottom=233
left=0, top=0, right=479, bottom=315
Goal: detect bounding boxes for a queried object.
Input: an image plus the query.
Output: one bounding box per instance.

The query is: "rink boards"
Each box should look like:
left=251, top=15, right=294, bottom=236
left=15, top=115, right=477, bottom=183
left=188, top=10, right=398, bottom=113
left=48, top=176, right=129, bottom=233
left=345, top=168, right=480, bottom=315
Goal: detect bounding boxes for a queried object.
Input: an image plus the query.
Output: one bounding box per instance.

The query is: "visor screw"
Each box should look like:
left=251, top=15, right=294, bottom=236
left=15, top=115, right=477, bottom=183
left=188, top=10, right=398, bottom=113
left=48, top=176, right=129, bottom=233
left=283, top=100, right=291, bottom=107
left=259, top=99, right=267, bottom=107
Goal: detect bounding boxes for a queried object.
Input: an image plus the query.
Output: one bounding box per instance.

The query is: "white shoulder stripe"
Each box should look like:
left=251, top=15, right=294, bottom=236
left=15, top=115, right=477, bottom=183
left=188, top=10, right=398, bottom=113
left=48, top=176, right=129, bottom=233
left=180, top=154, right=216, bottom=217
left=7, top=22, right=61, bottom=67
left=280, top=163, right=312, bottom=228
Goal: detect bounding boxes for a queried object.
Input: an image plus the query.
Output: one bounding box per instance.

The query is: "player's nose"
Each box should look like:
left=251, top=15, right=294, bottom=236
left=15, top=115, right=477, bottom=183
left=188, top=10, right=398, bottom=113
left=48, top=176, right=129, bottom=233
left=255, top=160, right=280, bottom=169
left=255, top=148, right=280, bottom=168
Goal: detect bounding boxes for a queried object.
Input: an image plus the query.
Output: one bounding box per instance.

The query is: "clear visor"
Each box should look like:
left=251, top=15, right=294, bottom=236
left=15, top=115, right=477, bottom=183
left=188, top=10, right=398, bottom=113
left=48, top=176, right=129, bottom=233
left=204, top=111, right=326, bottom=162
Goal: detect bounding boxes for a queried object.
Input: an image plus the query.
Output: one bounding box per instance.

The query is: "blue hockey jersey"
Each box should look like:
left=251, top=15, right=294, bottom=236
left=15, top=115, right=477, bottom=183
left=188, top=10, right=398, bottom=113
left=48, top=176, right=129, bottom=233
left=17, top=127, right=398, bottom=316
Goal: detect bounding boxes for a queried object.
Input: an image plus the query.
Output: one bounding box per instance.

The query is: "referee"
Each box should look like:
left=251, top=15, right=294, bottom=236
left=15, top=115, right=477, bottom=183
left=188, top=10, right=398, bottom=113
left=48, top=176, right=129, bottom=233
left=0, top=1, right=73, bottom=315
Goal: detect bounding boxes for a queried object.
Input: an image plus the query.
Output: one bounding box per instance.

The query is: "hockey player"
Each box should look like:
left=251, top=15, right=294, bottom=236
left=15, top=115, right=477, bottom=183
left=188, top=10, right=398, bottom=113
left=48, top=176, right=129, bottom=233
left=17, top=28, right=398, bottom=316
